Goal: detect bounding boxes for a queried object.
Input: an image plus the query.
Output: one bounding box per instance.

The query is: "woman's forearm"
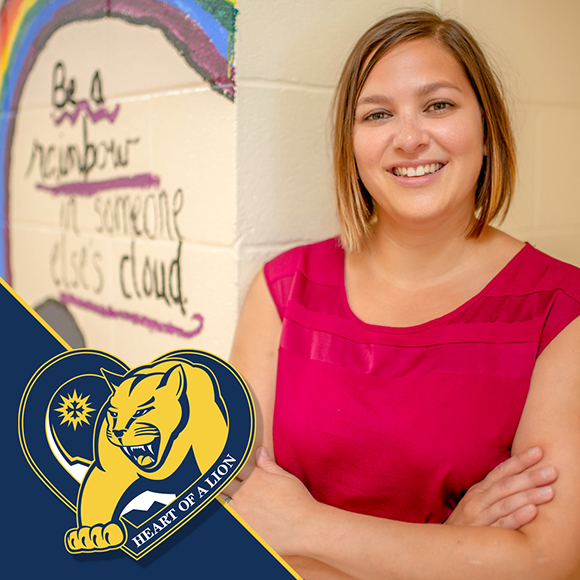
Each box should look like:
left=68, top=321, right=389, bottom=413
left=299, top=502, right=558, bottom=580
left=231, top=446, right=577, bottom=580
left=284, top=556, right=357, bottom=580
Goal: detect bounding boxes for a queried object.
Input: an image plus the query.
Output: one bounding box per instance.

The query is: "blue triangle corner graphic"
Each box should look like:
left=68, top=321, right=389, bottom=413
left=1, top=277, right=300, bottom=579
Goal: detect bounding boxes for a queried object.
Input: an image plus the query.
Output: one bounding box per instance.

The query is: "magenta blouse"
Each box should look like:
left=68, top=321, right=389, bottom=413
left=264, top=238, right=580, bottom=523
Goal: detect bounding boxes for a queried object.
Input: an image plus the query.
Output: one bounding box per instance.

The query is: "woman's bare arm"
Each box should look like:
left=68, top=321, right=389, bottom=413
left=228, top=271, right=359, bottom=578
left=236, top=316, right=580, bottom=580
left=229, top=270, right=281, bottom=466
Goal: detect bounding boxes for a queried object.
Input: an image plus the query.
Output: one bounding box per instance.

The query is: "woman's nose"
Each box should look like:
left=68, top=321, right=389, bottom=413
left=392, top=115, right=429, bottom=152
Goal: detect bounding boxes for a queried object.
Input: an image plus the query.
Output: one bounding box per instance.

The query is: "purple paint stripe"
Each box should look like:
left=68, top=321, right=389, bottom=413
left=111, top=0, right=234, bottom=98
left=60, top=292, right=204, bottom=338
left=53, top=101, right=121, bottom=126
left=36, top=173, right=160, bottom=196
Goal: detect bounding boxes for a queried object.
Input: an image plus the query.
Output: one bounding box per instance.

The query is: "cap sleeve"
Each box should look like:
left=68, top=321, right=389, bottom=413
left=538, top=289, right=580, bottom=356
left=264, top=246, right=302, bottom=320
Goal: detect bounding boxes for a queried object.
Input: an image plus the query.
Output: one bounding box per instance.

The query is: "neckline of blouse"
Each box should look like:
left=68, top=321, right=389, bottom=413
left=338, top=241, right=532, bottom=334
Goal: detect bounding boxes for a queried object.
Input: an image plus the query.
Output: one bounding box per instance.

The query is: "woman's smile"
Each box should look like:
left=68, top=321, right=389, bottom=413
left=391, top=162, right=444, bottom=178
left=353, top=38, right=485, bottom=228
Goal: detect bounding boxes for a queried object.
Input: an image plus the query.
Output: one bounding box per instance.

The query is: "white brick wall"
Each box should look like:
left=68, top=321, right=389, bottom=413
left=10, top=18, right=237, bottom=364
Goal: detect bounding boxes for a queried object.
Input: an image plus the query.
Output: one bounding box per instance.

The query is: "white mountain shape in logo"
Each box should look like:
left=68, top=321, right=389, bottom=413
left=121, top=491, right=176, bottom=516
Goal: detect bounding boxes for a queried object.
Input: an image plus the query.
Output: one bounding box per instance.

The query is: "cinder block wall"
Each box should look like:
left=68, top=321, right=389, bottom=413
left=440, top=0, right=580, bottom=266
left=234, top=0, right=580, bottom=322
left=8, top=8, right=237, bottom=366
left=234, top=0, right=428, bottom=307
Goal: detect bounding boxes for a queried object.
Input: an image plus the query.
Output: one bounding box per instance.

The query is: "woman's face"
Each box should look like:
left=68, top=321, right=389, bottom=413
left=353, top=38, right=485, bottom=233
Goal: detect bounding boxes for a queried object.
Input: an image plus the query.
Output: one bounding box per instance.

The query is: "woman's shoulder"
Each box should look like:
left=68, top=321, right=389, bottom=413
left=264, top=237, right=343, bottom=284
left=496, top=243, right=580, bottom=300
left=489, top=242, right=580, bottom=355
left=263, top=237, right=343, bottom=320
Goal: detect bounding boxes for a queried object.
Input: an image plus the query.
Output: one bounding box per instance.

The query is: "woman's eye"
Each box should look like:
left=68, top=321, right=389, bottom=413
left=364, top=110, right=390, bottom=121
left=428, top=101, right=452, bottom=113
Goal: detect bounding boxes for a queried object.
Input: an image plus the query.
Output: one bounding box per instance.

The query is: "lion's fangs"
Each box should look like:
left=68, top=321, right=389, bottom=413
left=122, top=444, right=156, bottom=460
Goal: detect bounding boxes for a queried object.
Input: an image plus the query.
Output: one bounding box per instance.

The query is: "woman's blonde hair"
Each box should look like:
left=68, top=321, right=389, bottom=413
left=333, top=10, right=516, bottom=252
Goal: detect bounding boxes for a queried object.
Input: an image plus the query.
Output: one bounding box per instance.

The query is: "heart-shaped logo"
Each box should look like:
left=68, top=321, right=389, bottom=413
left=19, top=348, right=255, bottom=560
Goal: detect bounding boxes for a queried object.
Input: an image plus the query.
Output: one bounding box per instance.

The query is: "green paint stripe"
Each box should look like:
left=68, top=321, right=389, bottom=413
left=196, top=0, right=236, bottom=34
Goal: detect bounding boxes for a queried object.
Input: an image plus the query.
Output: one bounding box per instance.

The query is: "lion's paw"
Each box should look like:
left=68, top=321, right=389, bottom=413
left=65, top=522, right=125, bottom=552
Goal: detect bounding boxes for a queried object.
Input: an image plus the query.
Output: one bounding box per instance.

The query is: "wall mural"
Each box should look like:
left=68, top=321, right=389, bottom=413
left=1, top=0, right=236, bottom=359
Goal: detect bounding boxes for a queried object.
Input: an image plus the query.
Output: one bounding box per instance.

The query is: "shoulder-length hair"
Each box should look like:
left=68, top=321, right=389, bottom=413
left=333, top=10, right=516, bottom=253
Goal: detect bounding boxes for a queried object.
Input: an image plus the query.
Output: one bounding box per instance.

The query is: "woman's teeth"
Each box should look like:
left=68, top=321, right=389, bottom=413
left=393, top=163, right=443, bottom=177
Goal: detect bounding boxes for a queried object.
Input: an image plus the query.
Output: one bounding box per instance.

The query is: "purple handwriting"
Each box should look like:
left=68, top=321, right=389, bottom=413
left=36, top=173, right=160, bottom=196
left=53, top=101, right=121, bottom=126
left=59, top=292, right=203, bottom=338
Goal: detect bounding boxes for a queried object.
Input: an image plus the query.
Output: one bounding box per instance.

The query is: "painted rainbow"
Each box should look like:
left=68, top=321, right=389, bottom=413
left=0, top=0, right=236, bottom=281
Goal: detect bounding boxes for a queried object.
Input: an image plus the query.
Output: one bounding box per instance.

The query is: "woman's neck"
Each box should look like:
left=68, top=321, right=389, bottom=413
left=345, top=224, right=524, bottom=327
left=361, top=213, right=485, bottom=290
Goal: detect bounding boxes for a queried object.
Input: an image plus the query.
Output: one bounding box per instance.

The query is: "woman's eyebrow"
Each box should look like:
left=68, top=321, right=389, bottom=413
left=357, top=82, right=462, bottom=107
left=356, top=94, right=390, bottom=107
left=417, top=81, right=462, bottom=96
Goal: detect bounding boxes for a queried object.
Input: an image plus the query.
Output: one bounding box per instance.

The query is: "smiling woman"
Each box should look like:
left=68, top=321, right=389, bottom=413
left=227, top=9, right=580, bottom=580
left=352, top=39, right=486, bottom=239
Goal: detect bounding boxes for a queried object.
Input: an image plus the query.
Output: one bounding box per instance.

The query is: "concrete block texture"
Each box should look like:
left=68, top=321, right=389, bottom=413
left=444, top=0, right=580, bottom=106
left=236, top=0, right=429, bottom=87
left=8, top=7, right=238, bottom=363
left=108, top=242, right=238, bottom=364
left=8, top=0, right=580, bottom=364
left=235, top=0, right=579, bottom=274
left=150, top=88, right=236, bottom=246
left=235, top=83, right=337, bottom=245
left=536, top=108, right=580, bottom=228
left=20, top=18, right=208, bottom=110
left=441, top=0, right=580, bottom=264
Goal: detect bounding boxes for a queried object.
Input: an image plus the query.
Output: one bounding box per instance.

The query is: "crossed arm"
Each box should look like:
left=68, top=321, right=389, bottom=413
left=228, top=271, right=580, bottom=580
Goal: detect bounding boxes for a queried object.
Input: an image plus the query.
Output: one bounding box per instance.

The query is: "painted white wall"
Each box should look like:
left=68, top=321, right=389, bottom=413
left=439, top=0, right=580, bottom=267
left=10, top=18, right=236, bottom=365
left=234, top=0, right=434, bottom=308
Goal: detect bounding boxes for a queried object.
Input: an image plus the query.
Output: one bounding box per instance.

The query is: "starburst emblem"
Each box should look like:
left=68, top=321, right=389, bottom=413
left=56, top=389, right=95, bottom=430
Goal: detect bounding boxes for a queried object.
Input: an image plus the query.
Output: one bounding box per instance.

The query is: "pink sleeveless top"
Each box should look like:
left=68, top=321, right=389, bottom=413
left=265, top=238, right=580, bottom=524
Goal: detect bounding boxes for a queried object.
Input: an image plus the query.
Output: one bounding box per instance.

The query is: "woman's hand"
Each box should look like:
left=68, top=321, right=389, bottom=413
left=225, top=447, right=318, bottom=556
left=445, top=446, right=557, bottom=529
left=224, top=445, right=557, bottom=556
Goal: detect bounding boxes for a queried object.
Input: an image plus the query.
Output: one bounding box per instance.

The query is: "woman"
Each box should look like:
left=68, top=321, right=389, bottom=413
left=226, top=10, right=580, bottom=580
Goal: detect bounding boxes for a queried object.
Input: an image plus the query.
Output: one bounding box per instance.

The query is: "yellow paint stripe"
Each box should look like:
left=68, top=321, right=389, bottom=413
left=1, top=0, right=37, bottom=81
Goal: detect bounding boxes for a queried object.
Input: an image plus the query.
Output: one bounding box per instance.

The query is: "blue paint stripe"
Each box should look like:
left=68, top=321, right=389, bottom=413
left=167, top=0, right=230, bottom=60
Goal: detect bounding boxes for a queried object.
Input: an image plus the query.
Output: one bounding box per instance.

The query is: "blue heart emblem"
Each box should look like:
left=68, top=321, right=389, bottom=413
left=19, top=348, right=255, bottom=560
